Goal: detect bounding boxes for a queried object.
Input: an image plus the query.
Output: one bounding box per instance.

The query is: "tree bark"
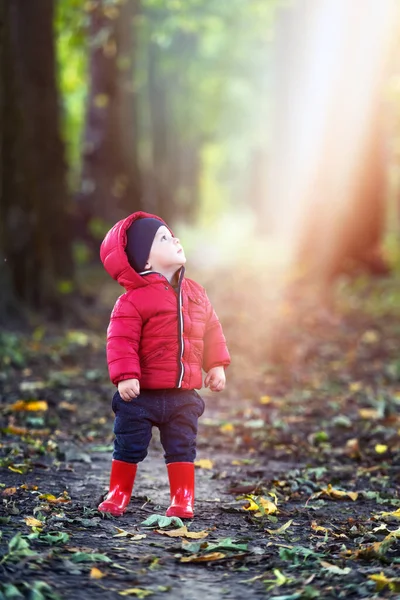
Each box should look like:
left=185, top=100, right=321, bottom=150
left=0, top=0, right=73, bottom=322
left=77, top=0, right=141, bottom=227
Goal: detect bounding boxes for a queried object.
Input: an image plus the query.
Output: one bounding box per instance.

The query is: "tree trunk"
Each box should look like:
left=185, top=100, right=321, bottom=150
left=0, top=0, right=73, bottom=322
left=77, top=0, right=141, bottom=228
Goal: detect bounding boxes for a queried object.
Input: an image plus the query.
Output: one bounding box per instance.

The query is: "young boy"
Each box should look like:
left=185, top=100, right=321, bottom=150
left=98, top=211, right=230, bottom=518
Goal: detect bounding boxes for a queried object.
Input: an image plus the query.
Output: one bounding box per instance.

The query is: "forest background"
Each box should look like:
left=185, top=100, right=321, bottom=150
left=1, top=2, right=400, bottom=599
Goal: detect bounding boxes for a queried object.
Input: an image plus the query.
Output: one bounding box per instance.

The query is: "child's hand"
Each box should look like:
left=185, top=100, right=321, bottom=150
left=118, top=378, right=140, bottom=401
left=204, top=366, right=226, bottom=392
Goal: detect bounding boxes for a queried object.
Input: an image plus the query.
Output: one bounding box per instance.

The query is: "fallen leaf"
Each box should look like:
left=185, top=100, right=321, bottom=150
left=260, top=395, right=272, bottom=404
left=349, top=382, right=362, bottom=392
left=219, top=423, right=234, bottom=433
left=266, top=520, right=293, bottom=535
left=358, top=408, right=380, bottom=419
left=113, top=528, right=147, bottom=540
left=90, top=567, right=106, bottom=579
left=141, top=514, right=184, bottom=529
left=25, top=517, right=44, bottom=528
left=375, top=444, right=388, bottom=454
left=2, top=487, right=17, bottom=496
left=374, top=508, right=400, bottom=520
left=180, top=552, right=226, bottom=563
left=118, top=588, right=152, bottom=597
left=39, top=491, right=71, bottom=504
left=320, top=561, right=351, bottom=575
left=311, top=521, right=330, bottom=534
left=308, top=484, right=358, bottom=503
left=243, top=495, right=278, bottom=515
left=155, top=526, right=208, bottom=539
left=369, top=572, right=400, bottom=592
left=194, top=459, right=213, bottom=469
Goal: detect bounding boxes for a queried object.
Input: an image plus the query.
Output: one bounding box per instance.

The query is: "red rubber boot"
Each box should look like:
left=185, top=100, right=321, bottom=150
left=166, top=462, right=195, bottom=518
left=98, top=460, right=137, bottom=516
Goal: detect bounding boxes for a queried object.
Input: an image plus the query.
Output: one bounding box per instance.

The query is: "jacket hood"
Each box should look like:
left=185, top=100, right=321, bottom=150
left=100, top=211, right=172, bottom=289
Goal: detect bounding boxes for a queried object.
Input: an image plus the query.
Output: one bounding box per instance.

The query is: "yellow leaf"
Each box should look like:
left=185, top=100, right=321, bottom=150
left=26, top=401, right=48, bottom=412
left=369, top=572, right=400, bottom=592
left=375, top=444, right=388, bottom=454
left=375, top=508, right=400, bottom=520
left=94, top=94, right=109, bottom=108
left=155, top=526, right=208, bottom=539
left=8, top=466, right=24, bottom=474
left=113, top=528, right=147, bottom=540
left=311, top=484, right=358, bottom=502
left=347, top=492, right=359, bottom=501
left=220, top=423, right=234, bottom=433
left=180, top=552, right=226, bottom=563
left=266, top=519, right=293, bottom=535
left=20, top=484, right=38, bottom=491
left=194, top=459, right=213, bottom=469
left=25, top=516, right=44, bottom=528
left=358, top=408, right=380, bottom=419
left=260, top=395, right=271, bottom=404
left=39, top=491, right=71, bottom=504
left=90, top=567, right=106, bottom=579
left=349, top=382, right=362, bottom=392
left=243, top=495, right=278, bottom=515
left=10, top=400, right=48, bottom=412
left=311, top=521, right=331, bottom=534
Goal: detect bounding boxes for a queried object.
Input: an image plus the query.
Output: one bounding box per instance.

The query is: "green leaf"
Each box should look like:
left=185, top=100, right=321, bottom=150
left=279, top=546, right=323, bottom=564
left=0, top=583, right=24, bottom=599
left=69, top=552, right=112, bottom=563
left=141, top=514, right=184, bottom=529
left=28, top=531, right=70, bottom=545
left=206, top=537, right=248, bottom=552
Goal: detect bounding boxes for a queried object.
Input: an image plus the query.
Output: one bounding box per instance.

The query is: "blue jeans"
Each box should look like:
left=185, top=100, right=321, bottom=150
left=112, top=388, right=205, bottom=464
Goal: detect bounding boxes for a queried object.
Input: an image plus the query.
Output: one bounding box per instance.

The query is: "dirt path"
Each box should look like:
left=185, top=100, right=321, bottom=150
left=1, top=275, right=400, bottom=598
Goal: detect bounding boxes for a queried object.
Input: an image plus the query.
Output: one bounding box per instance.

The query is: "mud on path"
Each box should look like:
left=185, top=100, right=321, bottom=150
left=1, top=275, right=400, bottom=599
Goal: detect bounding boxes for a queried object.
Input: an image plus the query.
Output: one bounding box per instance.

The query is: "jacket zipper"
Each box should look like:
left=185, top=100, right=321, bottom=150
left=176, top=267, right=185, bottom=387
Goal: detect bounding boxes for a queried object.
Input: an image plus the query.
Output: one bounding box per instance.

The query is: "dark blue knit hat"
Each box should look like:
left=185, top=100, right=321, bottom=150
left=125, top=217, right=163, bottom=272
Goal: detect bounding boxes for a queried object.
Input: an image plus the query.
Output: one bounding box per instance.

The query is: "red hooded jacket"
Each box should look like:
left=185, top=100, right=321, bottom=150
left=100, top=212, right=230, bottom=390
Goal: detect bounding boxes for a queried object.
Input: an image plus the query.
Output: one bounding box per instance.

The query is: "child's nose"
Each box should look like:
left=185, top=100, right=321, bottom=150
left=174, top=237, right=180, bottom=244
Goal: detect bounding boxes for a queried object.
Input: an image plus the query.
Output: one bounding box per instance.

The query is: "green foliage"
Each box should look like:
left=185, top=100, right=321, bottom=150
left=0, top=333, right=26, bottom=368
left=0, top=581, right=61, bottom=600
left=54, top=0, right=89, bottom=189
left=55, top=0, right=281, bottom=214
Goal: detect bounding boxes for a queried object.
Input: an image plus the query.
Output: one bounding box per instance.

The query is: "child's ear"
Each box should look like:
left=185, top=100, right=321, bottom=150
left=144, top=260, right=152, bottom=270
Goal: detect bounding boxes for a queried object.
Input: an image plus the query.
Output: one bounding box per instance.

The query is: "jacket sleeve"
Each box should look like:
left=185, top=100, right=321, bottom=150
left=106, top=293, right=142, bottom=385
left=203, top=293, right=230, bottom=372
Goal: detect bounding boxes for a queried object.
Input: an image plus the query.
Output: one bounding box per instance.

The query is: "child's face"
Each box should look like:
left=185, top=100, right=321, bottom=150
left=145, top=226, right=186, bottom=272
